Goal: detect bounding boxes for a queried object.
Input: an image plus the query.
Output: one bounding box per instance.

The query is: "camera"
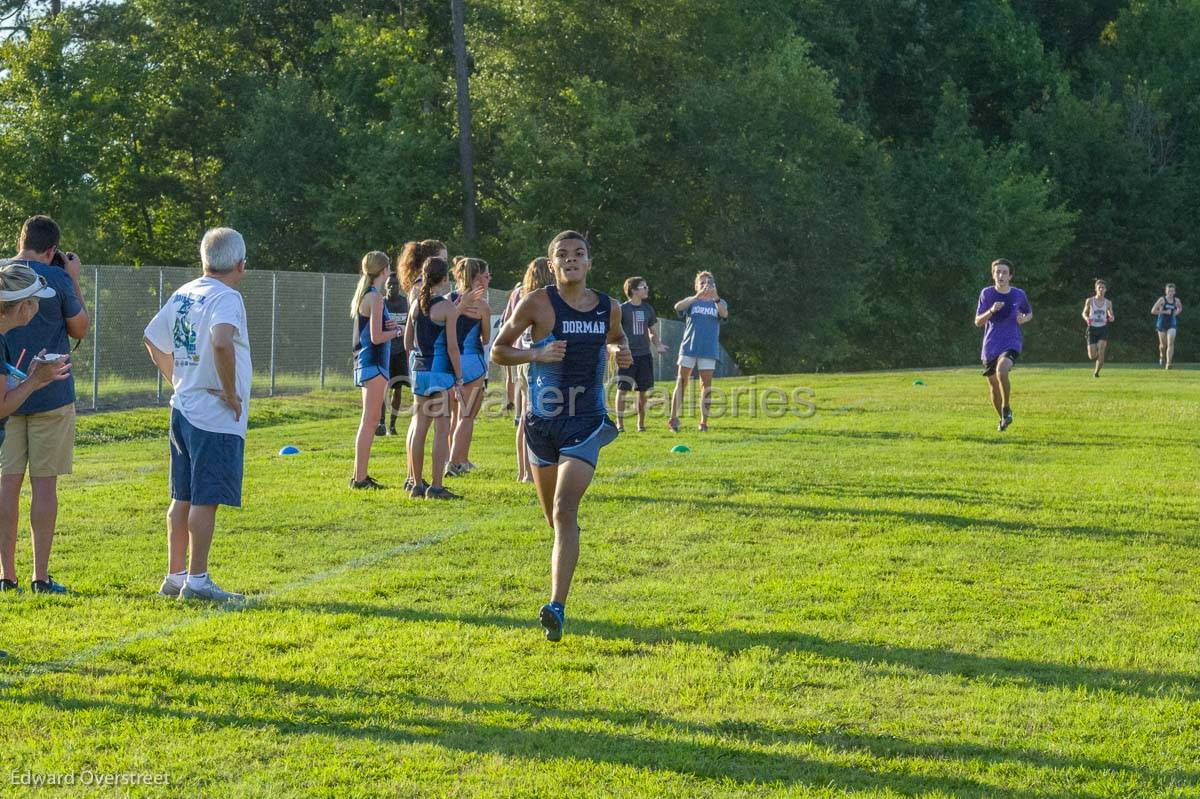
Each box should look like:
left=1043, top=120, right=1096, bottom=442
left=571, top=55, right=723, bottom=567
left=50, top=249, right=68, bottom=268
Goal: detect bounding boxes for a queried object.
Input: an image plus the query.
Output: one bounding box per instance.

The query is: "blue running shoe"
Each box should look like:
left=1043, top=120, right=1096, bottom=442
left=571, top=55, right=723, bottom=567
left=539, top=602, right=564, bottom=642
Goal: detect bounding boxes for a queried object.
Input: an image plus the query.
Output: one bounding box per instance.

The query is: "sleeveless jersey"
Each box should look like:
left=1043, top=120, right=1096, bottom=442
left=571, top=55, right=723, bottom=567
left=411, top=295, right=450, bottom=373
left=1088, top=298, right=1109, bottom=328
left=354, top=286, right=391, bottom=366
left=1157, top=298, right=1178, bottom=330
left=448, top=291, right=485, bottom=358
left=528, top=285, right=611, bottom=419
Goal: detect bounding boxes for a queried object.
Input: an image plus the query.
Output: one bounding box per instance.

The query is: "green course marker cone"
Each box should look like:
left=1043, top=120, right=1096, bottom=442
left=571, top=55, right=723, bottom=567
left=671, top=444, right=690, bottom=454
left=913, top=379, right=925, bottom=386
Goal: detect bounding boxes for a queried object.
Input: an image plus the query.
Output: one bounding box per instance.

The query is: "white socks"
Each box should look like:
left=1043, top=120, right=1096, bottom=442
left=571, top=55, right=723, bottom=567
left=186, top=572, right=208, bottom=589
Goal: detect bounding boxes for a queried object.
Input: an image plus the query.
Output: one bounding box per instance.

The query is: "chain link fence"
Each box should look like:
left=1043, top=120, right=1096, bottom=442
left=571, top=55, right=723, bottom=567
left=66, top=266, right=736, bottom=411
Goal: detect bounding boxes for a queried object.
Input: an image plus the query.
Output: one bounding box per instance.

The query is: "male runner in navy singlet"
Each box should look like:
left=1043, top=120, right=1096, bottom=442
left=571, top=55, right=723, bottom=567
left=491, top=230, right=633, bottom=641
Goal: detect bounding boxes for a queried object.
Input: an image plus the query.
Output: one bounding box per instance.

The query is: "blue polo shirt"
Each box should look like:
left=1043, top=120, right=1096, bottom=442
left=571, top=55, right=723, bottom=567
left=3, top=259, right=83, bottom=413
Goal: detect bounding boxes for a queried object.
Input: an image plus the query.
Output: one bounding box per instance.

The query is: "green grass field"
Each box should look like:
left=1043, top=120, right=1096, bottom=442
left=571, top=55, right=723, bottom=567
left=1, top=366, right=1197, bottom=798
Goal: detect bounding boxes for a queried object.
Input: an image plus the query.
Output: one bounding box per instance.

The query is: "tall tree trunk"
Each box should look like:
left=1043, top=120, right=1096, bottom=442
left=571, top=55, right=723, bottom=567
left=450, top=0, right=477, bottom=244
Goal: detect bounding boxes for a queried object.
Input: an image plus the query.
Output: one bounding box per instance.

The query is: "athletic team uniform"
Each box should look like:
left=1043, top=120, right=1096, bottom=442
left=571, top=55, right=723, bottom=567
left=618, top=300, right=657, bottom=392
left=678, top=298, right=725, bottom=370
left=525, top=286, right=618, bottom=468
left=410, top=295, right=457, bottom=396
left=385, top=291, right=409, bottom=383
left=1086, top=297, right=1110, bottom=344
left=449, top=291, right=488, bottom=384
left=353, top=286, right=391, bottom=386
left=976, top=285, right=1032, bottom=376
left=1156, top=298, right=1179, bottom=332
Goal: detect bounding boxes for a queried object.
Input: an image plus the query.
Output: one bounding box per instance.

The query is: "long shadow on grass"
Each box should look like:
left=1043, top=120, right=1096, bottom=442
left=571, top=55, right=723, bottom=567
left=113, top=665, right=1199, bottom=790
left=2, top=681, right=1122, bottom=799
left=607, top=492, right=1192, bottom=545
left=279, top=601, right=1200, bottom=702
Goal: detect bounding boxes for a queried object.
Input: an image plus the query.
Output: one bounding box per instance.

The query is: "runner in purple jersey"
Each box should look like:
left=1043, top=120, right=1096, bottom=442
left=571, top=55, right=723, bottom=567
left=974, top=258, right=1033, bottom=432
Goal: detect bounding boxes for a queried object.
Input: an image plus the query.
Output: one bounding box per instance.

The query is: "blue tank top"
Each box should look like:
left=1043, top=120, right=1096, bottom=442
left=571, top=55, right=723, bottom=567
left=449, top=291, right=485, bottom=356
left=354, top=287, right=391, bottom=365
left=528, top=285, right=611, bottom=419
left=1157, top=298, right=1178, bottom=330
left=411, top=296, right=451, bottom=373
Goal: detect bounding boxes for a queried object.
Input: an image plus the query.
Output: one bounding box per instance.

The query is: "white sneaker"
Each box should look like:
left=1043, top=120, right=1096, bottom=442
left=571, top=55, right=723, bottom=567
left=179, top=575, right=245, bottom=604
left=158, top=576, right=185, bottom=598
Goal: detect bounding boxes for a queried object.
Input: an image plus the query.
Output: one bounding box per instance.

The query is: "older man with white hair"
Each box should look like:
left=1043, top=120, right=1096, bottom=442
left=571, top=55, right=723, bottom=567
left=143, top=228, right=252, bottom=603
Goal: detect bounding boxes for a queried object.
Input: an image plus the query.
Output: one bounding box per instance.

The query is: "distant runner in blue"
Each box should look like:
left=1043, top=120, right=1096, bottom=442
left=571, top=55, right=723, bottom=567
left=669, top=271, right=728, bottom=433
left=491, top=230, right=633, bottom=642
left=1150, top=283, right=1181, bottom=369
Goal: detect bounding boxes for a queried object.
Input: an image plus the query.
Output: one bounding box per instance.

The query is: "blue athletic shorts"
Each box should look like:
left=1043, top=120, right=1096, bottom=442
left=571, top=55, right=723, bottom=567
left=414, top=369, right=456, bottom=397
left=525, top=413, right=618, bottom=469
left=169, top=408, right=245, bottom=507
left=460, top=353, right=487, bottom=384
left=354, top=348, right=389, bottom=387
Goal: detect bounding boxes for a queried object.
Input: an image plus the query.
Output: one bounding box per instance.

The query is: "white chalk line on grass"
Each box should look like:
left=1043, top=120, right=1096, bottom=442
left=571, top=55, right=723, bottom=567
left=0, top=417, right=811, bottom=691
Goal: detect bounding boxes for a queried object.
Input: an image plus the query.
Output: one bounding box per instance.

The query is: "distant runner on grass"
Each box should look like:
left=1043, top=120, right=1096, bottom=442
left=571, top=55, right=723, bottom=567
left=1151, top=283, right=1181, bottom=370
left=974, top=258, right=1032, bottom=432
left=1081, top=278, right=1114, bottom=378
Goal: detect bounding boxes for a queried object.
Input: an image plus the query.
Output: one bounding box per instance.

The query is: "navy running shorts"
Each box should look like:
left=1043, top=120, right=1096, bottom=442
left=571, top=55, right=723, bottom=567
left=616, top=353, right=655, bottom=393
left=169, top=409, right=245, bottom=507
left=525, top=413, right=618, bottom=469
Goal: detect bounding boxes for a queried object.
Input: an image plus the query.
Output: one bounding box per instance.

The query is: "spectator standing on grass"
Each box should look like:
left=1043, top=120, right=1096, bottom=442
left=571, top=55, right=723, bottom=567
left=0, top=261, right=73, bottom=594
left=0, top=216, right=90, bottom=596
left=615, top=276, right=667, bottom=433
left=508, top=258, right=552, bottom=483
left=382, top=271, right=411, bottom=437
left=143, top=228, right=251, bottom=603
left=349, top=251, right=402, bottom=490
left=668, top=271, right=728, bottom=434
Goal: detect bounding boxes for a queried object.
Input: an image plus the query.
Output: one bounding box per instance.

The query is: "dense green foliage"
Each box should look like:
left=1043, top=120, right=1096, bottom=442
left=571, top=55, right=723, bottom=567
left=0, top=1, right=1195, bottom=370
left=2, top=368, right=1197, bottom=796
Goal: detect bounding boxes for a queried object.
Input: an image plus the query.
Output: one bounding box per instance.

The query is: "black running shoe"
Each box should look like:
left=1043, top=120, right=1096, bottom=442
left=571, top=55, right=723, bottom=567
left=349, top=476, right=385, bottom=490
left=424, top=486, right=461, bottom=500
left=0, top=579, right=21, bottom=594
left=409, top=481, right=429, bottom=498
left=375, top=423, right=386, bottom=437
left=31, top=576, right=67, bottom=594
left=1004, top=407, right=1013, bottom=427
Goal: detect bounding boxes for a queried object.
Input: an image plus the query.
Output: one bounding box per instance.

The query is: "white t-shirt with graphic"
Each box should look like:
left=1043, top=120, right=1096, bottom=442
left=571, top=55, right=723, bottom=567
left=144, top=275, right=252, bottom=438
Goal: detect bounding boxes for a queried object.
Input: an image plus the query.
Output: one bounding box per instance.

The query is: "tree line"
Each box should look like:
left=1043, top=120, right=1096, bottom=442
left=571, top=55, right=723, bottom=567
left=0, top=0, right=1195, bottom=371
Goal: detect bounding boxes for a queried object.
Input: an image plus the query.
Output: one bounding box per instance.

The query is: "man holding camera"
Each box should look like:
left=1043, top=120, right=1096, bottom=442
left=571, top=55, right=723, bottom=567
left=0, top=215, right=90, bottom=595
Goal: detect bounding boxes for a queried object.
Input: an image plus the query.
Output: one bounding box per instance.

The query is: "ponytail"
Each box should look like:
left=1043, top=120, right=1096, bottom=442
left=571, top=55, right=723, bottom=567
left=419, top=256, right=449, bottom=315
left=350, top=250, right=390, bottom=319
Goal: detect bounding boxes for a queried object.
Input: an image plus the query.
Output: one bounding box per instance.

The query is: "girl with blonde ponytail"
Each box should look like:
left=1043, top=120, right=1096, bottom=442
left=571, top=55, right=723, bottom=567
left=350, top=251, right=401, bottom=489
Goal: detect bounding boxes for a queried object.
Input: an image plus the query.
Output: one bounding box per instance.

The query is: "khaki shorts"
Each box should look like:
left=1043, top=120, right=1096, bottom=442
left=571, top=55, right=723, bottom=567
left=515, top=362, right=530, bottom=389
left=0, top=403, right=76, bottom=477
